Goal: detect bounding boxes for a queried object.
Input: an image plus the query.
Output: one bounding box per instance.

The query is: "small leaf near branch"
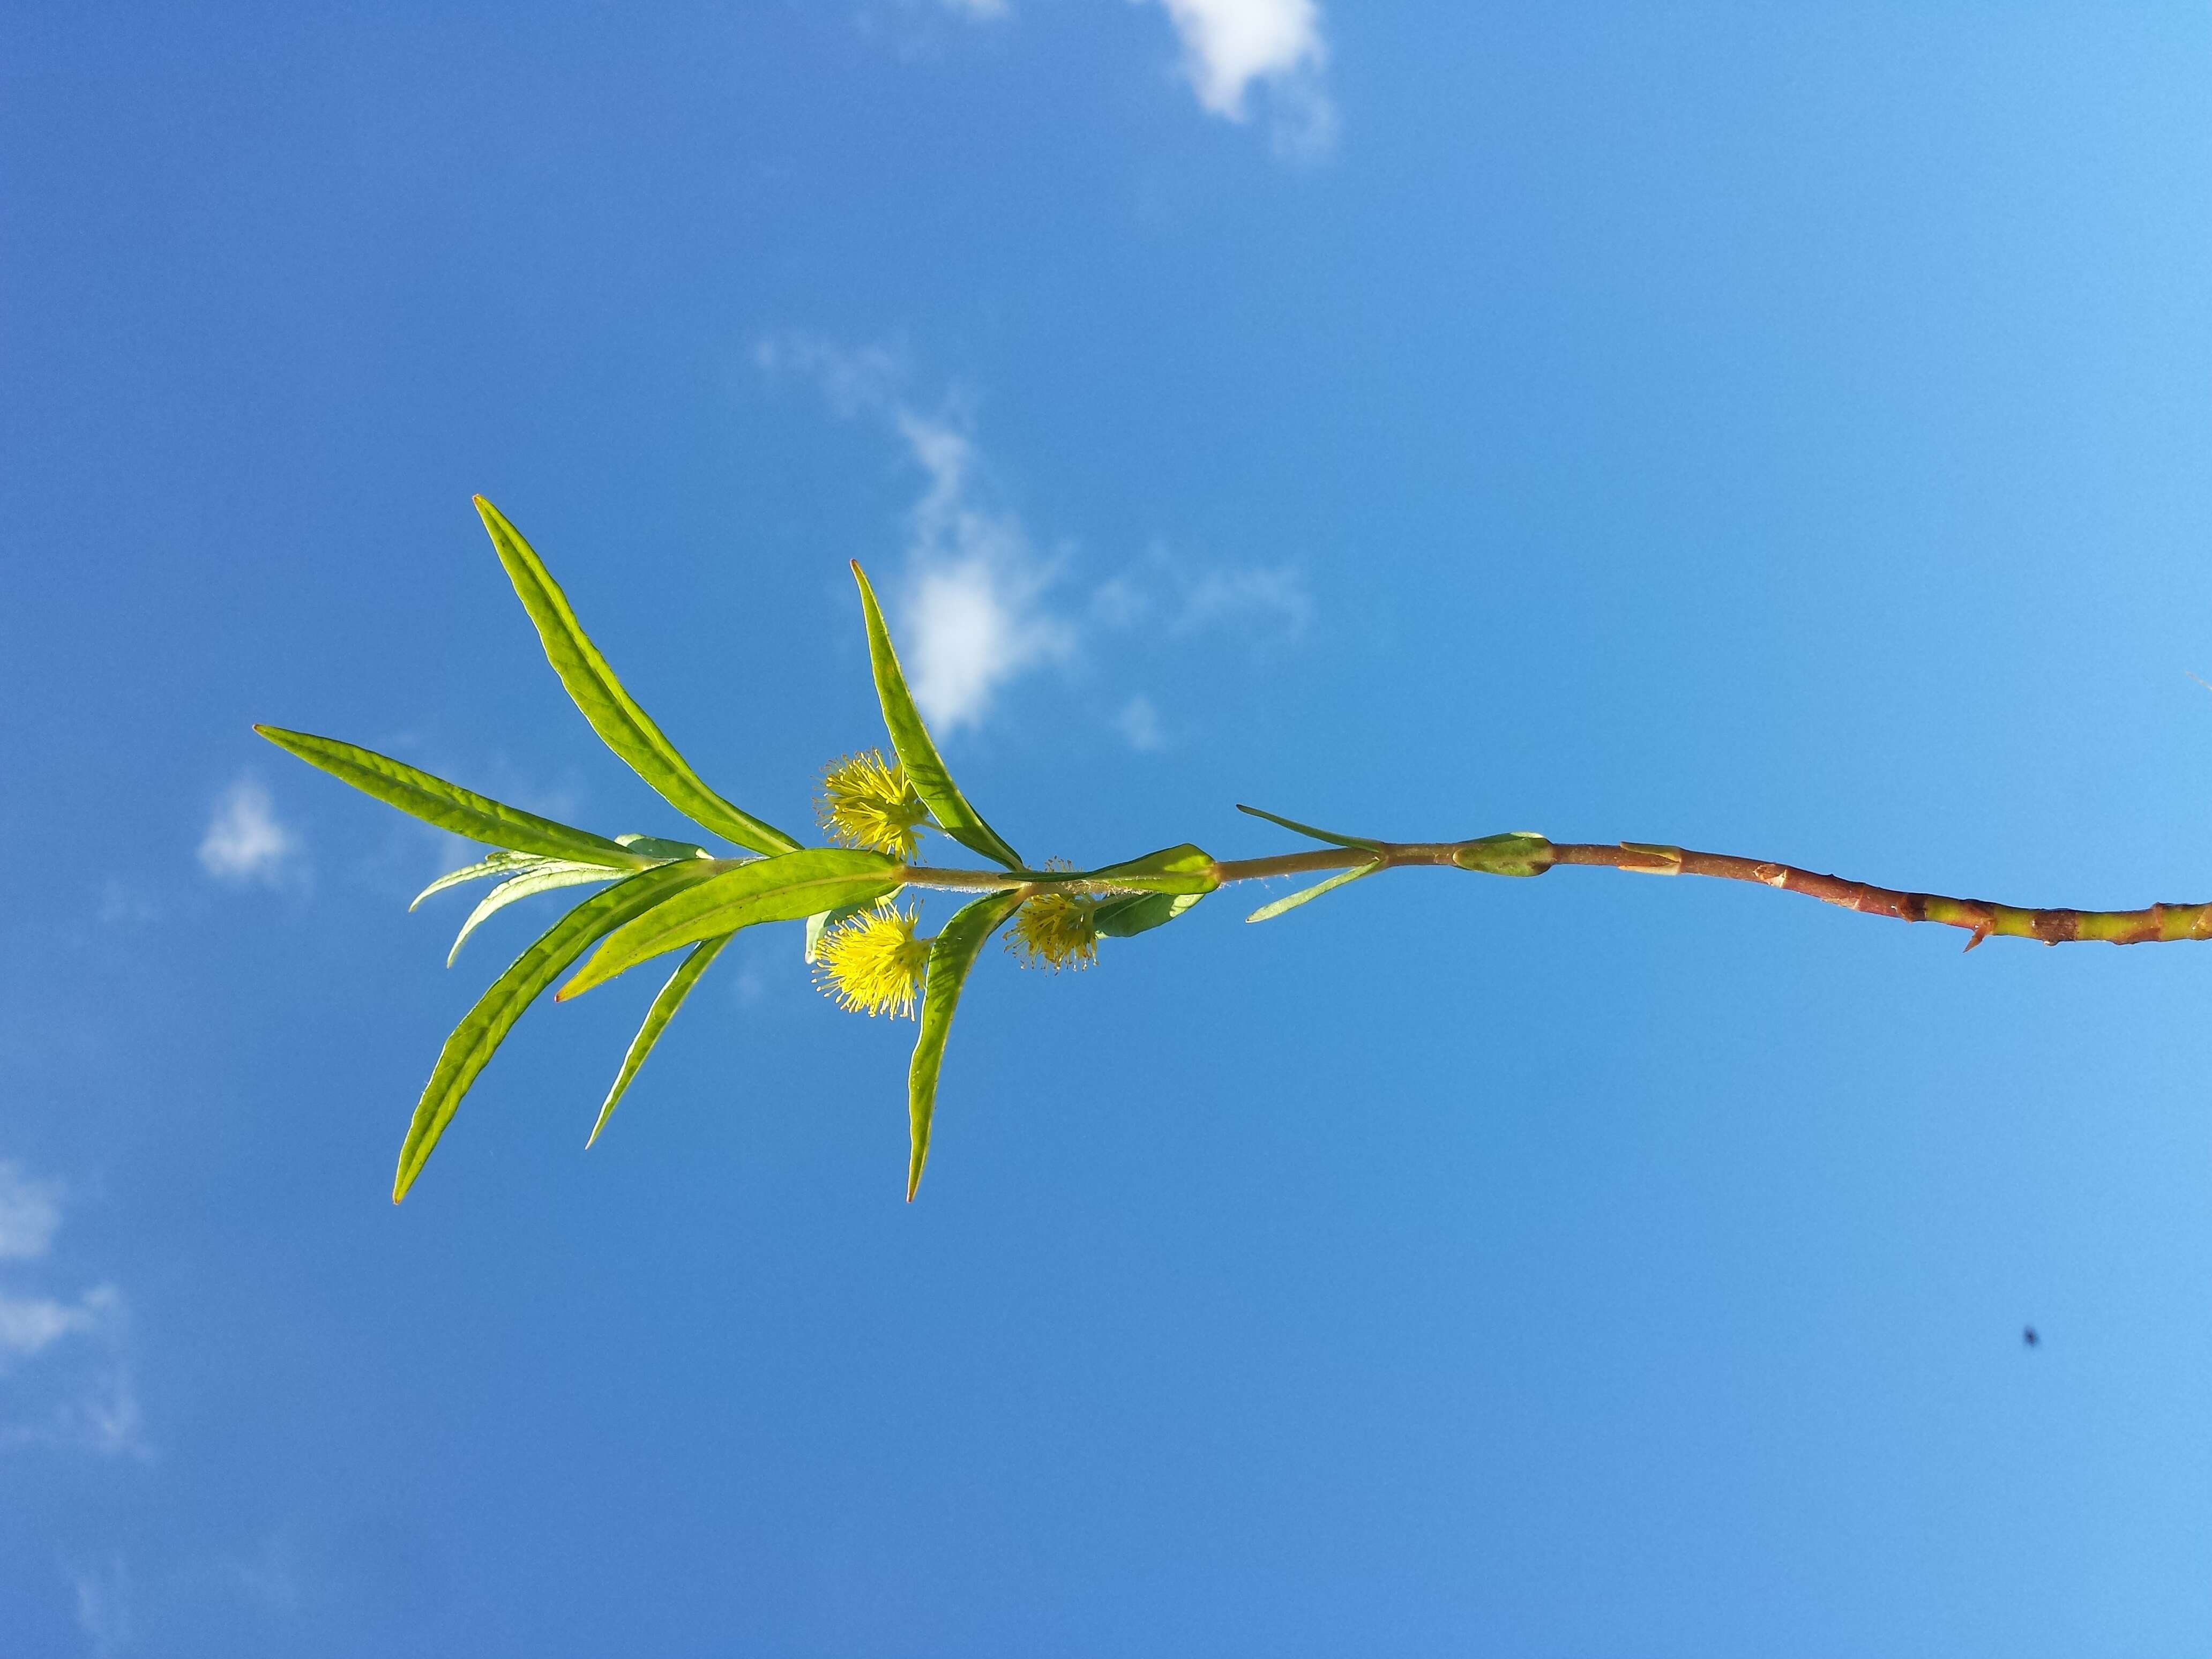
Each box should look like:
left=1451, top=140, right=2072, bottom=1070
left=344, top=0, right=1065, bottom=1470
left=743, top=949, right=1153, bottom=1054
left=412, top=851, right=543, bottom=910
left=447, top=862, right=621, bottom=966
left=1235, top=804, right=1387, bottom=855
left=907, top=889, right=1025, bottom=1201
left=850, top=562, right=1023, bottom=870
left=475, top=497, right=803, bottom=857
left=1244, top=860, right=1381, bottom=923
left=557, top=847, right=904, bottom=1000
left=587, top=933, right=733, bottom=1148
left=393, top=858, right=727, bottom=1202
left=256, top=727, right=647, bottom=869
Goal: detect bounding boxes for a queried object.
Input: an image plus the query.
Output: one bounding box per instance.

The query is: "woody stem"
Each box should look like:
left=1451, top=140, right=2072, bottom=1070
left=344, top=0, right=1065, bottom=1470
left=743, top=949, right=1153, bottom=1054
left=900, top=834, right=2212, bottom=948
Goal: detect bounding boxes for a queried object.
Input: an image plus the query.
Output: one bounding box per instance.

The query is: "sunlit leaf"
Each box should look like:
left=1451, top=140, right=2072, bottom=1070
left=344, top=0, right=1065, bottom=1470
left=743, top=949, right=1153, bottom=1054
left=447, top=862, right=621, bottom=966
left=1092, top=891, right=1206, bottom=938
left=256, top=727, right=646, bottom=868
left=1244, top=860, right=1381, bottom=923
left=849, top=562, right=1022, bottom=870
left=1234, top=804, right=1386, bottom=854
left=410, top=851, right=543, bottom=911
left=475, top=497, right=802, bottom=857
left=586, top=934, right=733, bottom=1148
left=392, top=858, right=727, bottom=1202
left=907, top=888, right=1025, bottom=1201
left=557, top=847, right=905, bottom=1000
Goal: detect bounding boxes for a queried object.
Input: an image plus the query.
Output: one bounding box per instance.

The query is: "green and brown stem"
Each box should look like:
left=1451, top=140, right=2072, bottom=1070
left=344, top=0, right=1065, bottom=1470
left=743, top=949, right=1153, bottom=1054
left=899, top=833, right=2212, bottom=949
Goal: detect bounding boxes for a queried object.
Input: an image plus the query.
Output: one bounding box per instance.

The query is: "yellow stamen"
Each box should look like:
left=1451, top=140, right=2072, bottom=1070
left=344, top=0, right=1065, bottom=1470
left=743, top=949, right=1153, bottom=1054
left=817, top=750, right=928, bottom=861
left=814, top=900, right=932, bottom=1018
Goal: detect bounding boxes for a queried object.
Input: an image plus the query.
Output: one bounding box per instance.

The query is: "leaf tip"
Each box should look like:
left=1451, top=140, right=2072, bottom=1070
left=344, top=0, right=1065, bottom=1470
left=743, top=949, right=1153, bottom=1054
left=472, top=494, right=515, bottom=542
left=552, top=958, right=604, bottom=1000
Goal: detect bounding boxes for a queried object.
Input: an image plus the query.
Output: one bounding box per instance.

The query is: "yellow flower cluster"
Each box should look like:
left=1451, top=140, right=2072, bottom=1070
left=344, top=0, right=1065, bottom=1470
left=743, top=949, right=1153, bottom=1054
left=817, top=750, right=927, bottom=861
left=1007, top=891, right=1100, bottom=972
left=813, top=900, right=933, bottom=1019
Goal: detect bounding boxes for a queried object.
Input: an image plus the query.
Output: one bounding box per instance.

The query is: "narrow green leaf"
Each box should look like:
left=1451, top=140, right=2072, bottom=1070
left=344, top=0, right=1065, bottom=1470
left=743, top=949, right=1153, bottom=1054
left=447, top=862, right=621, bottom=966
left=907, top=889, right=1025, bottom=1201
left=1234, top=804, right=1386, bottom=854
left=474, top=497, right=803, bottom=857
left=410, top=851, right=542, bottom=911
left=1244, top=860, right=1381, bottom=923
left=586, top=934, right=732, bottom=1148
left=392, top=858, right=726, bottom=1202
left=558, top=848, right=903, bottom=1000
left=256, top=727, right=647, bottom=868
left=849, top=562, right=1022, bottom=869
left=1082, top=843, right=1219, bottom=896
left=1092, top=891, right=1206, bottom=938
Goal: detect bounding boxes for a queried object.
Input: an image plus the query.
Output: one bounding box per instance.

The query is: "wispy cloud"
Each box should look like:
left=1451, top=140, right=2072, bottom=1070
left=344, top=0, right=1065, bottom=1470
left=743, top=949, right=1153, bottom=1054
left=0, top=1162, right=64, bottom=1261
left=0, top=1283, right=118, bottom=1364
left=752, top=332, right=908, bottom=418
left=1114, top=695, right=1167, bottom=752
left=198, top=778, right=302, bottom=887
left=70, top=1557, right=132, bottom=1658
left=0, top=1161, right=145, bottom=1460
left=1091, top=542, right=1310, bottom=645
left=757, top=333, right=1310, bottom=744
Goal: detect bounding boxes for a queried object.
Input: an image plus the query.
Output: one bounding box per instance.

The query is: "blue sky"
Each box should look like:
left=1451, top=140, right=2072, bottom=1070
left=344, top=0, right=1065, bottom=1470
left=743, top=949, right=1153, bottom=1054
left=6, top=2, right=2212, bottom=1651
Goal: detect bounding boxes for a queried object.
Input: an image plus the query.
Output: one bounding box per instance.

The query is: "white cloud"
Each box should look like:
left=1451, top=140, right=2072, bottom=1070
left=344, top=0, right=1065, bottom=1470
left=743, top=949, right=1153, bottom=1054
left=756, top=335, right=1074, bottom=733
left=198, top=779, right=301, bottom=886
left=0, top=1162, right=64, bottom=1261
left=929, top=0, right=1335, bottom=155
left=758, top=335, right=1312, bottom=740
left=1144, top=0, right=1335, bottom=154
left=894, top=411, right=1073, bottom=731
